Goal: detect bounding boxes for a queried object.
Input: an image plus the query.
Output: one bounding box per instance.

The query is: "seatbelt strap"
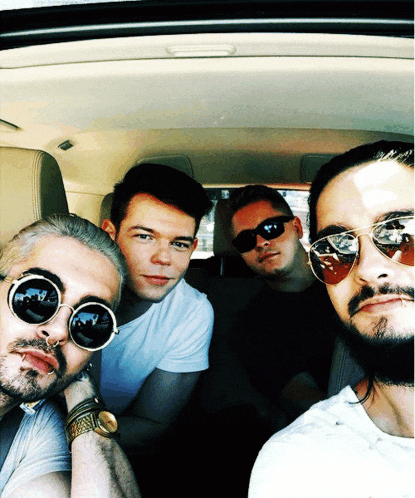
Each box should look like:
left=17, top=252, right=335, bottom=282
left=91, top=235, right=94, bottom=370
left=0, top=407, right=24, bottom=471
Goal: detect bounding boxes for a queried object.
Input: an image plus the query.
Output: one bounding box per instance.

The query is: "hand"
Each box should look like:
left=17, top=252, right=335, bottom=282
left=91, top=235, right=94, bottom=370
left=64, top=369, right=98, bottom=412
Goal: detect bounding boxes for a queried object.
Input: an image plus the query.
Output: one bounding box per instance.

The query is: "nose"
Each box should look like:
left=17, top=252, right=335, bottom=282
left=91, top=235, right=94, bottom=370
left=255, top=234, right=270, bottom=249
left=150, top=242, right=172, bottom=265
left=352, top=234, right=394, bottom=286
left=36, top=306, right=71, bottom=348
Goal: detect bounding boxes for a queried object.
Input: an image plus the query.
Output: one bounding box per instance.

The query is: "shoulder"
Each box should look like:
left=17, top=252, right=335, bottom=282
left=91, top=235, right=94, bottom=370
left=164, top=280, right=214, bottom=317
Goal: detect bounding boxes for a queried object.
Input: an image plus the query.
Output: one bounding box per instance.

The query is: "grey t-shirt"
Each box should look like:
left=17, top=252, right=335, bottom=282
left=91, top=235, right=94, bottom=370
left=0, top=400, right=71, bottom=497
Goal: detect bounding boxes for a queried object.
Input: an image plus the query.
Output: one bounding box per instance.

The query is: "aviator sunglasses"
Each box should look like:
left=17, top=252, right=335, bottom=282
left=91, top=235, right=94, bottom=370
left=232, top=215, right=294, bottom=253
left=309, top=216, right=414, bottom=285
left=3, top=273, right=118, bottom=351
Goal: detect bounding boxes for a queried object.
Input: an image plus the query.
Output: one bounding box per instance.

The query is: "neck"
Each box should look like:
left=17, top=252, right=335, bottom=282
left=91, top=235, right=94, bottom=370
left=265, top=249, right=316, bottom=293
left=355, top=379, right=414, bottom=438
left=115, top=286, right=153, bottom=326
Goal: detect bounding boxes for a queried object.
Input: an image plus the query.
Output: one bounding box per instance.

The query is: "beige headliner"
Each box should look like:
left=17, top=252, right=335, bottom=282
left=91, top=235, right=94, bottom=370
left=0, top=32, right=413, bottom=223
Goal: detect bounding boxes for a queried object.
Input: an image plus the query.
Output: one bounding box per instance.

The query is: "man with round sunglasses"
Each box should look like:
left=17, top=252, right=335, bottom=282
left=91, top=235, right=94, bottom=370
left=227, top=185, right=336, bottom=424
left=0, top=214, right=140, bottom=498
left=249, top=141, right=414, bottom=498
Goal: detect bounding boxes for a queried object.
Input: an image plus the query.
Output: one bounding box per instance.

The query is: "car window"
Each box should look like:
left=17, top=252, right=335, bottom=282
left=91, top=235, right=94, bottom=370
left=193, top=187, right=310, bottom=259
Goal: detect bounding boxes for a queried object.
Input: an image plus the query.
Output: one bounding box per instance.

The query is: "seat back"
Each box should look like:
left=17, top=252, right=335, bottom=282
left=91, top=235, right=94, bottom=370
left=327, top=338, right=365, bottom=396
left=211, top=199, right=255, bottom=277
left=0, top=147, right=69, bottom=246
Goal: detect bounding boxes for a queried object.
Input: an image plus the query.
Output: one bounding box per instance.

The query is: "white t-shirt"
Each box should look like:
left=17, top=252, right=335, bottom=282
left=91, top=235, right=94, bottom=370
left=249, top=386, right=414, bottom=498
left=100, top=280, right=214, bottom=414
left=0, top=401, right=71, bottom=498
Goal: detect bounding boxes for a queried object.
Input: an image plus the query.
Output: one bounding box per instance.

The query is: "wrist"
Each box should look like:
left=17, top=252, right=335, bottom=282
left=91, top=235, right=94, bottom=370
left=65, top=397, right=119, bottom=450
left=64, top=369, right=97, bottom=411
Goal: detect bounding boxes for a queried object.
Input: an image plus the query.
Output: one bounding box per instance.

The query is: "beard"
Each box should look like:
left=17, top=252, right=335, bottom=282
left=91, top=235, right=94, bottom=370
left=0, top=338, right=73, bottom=403
left=337, top=284, right=414, bottom=387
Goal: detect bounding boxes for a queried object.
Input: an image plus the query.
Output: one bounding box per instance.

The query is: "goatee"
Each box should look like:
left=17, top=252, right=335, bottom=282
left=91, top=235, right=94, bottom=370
left=336, top=316, right=414, bottom=387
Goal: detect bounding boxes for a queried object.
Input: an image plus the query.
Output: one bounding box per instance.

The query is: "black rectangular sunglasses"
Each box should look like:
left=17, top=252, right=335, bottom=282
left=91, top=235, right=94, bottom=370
left=232, top=215, right=294, bottom=253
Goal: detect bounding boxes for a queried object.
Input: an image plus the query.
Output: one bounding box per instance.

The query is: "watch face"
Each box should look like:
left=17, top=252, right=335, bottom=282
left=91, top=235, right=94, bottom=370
left=97, top=411, right=118, bottom=433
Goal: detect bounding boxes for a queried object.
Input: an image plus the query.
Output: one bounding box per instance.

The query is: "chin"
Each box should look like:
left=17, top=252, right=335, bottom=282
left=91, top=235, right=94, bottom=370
left=352, top=312, right=414, bottom=340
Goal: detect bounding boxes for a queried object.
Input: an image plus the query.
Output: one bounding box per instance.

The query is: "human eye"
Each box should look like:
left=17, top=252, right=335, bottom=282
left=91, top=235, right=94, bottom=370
left=133, top=233, right=153, bottom=242
left=171, top=241, right=192, bottom=251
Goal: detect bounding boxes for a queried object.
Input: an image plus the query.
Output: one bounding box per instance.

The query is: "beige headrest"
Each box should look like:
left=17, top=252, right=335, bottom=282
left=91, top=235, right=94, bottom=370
left=99, top=193, right=113, bottom=226
left=213, top=199, right=239, bottom=256
left=0, top=147, right=69, bottom=247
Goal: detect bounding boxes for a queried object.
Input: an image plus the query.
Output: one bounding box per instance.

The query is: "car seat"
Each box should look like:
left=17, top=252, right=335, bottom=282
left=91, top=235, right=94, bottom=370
left=0, top=146, right=69, bottom=247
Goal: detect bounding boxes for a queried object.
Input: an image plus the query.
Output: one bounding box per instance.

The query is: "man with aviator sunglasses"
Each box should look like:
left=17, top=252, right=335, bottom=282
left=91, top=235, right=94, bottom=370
left=0, top=214, right=140, bottom=498
left=249, top=141, right=414, bottom=498
left=228, top=185, right=336, bottom=424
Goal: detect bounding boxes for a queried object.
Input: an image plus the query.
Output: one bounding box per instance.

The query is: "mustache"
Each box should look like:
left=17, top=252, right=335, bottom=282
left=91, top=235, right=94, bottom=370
left=348, top=284, right=414, bottom=317
left=9, top=338, right=67, bottom=378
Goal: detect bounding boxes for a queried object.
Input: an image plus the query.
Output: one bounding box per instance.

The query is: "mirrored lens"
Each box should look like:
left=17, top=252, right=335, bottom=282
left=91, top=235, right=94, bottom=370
left=373, top=217, right=414, bottom=266
left=232, top=221, right=287, bottom=253
left=70, top=303, right=114, bottom=350
left=232, top=232, right=257, bottom=253
left=310, top=234, right=357, bottom=284
left=260, top=221, right=285, bottom=240
left=11, top=278, right=59, bottom=324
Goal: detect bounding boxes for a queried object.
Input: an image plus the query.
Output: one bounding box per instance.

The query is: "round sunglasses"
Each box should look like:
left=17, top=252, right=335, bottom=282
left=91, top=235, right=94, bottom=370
left=4, top=273, right=118, bottom=351
left=232, top=215, right=294, bottom=253
left=309, top=216, right=414, bottom=285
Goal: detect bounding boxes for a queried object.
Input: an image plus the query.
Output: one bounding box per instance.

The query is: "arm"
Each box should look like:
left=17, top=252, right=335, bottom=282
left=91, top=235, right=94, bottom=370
left=7, top=373, right=140, bottom=498
left=117, top=368, right=201, bottom=452
left=64, top=373, right=141, bottom=498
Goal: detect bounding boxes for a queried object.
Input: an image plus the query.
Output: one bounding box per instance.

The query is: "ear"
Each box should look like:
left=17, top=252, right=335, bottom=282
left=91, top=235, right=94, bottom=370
left=292, top=216, right=303, bottom=239
left=101, top=218, right=117, bottom=241
left=191, top=238, right=199, bottom=253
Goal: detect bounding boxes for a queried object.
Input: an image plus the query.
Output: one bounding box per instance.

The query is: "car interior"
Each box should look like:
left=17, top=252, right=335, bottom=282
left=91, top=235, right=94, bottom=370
left=0, top=1, right=413, bottom=496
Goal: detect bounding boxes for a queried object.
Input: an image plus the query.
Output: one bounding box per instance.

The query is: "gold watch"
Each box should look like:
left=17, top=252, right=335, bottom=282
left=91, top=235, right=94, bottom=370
left=66, top=398, right=119, bottom=448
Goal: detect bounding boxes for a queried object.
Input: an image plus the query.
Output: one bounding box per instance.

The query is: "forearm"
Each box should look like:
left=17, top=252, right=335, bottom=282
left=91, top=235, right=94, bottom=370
left=70, top=432, right=140, bottom=498
left=64, top=374, right=141, bottom=498
left=117, top=415, right=172, bottom=453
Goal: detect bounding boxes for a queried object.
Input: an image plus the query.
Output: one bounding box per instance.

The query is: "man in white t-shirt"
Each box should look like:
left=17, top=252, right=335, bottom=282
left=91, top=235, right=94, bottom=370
left=249, top=140, right=414, bottom=497
left=101, top=164, right=214, bottom=453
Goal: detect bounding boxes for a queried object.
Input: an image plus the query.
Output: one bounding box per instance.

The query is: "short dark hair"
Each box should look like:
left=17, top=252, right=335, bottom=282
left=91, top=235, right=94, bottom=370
left=110, top=163, right=213, bottom=234
left=308, top=140, right=414, bottom=243
left=228, top=185, right=294, bottom=219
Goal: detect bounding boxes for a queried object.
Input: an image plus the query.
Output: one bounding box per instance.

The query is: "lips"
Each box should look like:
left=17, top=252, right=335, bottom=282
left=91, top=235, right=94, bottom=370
left=143, top=275, right=172, bottom=286
left=259, top=252, right=279, bottom=263
left=357, top=295, right=413, bottom=314
left=19, top=350, right=59, bottom=374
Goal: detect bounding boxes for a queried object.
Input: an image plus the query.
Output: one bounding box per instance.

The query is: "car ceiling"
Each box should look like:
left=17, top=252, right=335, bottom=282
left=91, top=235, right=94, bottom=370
left=0, top=2, right=413, bottom=223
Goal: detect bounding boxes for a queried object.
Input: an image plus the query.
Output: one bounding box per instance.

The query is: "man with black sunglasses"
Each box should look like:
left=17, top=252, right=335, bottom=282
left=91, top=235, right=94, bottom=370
left=249, top=141, right=414, bottom=498
left=0, top=214, right=140, bottom=498
left=228, top=185, right=336, bottom=424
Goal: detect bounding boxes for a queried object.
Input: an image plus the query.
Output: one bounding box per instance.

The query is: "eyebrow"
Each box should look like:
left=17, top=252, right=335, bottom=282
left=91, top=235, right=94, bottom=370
left=23, top=267, right=65, bottom=292
left=24, top=268, right=114, bottom=310
left=76, top=295, right=113, bottom=310
left=128, top=225, right=195, bottom=243
left=316, top=209, right=414, bottom=240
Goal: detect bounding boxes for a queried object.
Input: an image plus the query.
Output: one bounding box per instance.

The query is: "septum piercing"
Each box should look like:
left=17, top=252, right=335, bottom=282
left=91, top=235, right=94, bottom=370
left=45, top=336, right=60, bottom=348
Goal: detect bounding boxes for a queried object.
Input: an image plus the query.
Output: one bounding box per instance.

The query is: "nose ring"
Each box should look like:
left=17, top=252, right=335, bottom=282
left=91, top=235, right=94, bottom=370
left=45, top=336, right=60, bottom=348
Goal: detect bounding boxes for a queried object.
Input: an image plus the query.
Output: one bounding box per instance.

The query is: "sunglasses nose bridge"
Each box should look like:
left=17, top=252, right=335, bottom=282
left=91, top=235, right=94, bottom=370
left=36, top=304, right=72, bottom=346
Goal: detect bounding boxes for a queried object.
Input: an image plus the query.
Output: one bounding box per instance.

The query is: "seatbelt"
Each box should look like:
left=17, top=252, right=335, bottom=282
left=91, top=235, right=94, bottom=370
left=0, top=407, right=24, bottom=471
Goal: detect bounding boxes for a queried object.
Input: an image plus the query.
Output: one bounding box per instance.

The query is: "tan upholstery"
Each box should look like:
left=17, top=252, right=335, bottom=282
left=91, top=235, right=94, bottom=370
left=212, top=199, right=238, bottom=257
left=99, top=192, right=113, bottom=226
left=0, top=147, right=69, bottom=246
